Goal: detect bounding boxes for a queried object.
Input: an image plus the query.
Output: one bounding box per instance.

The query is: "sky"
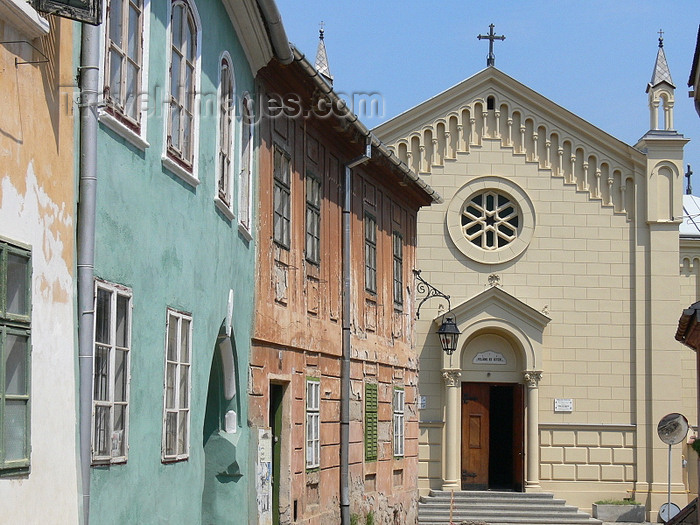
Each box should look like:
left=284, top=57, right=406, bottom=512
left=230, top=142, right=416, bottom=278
left=276, top=1, right=700, bottom=190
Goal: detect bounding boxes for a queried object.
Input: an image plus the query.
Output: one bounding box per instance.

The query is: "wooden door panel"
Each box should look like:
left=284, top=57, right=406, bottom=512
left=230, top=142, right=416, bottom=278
left=461, top=383, right=489, bottom=489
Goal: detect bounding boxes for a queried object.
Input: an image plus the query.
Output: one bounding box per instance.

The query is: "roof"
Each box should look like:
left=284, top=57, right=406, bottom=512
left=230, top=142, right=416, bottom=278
left=374, top=66, right=645, bottom=169
left=314, top=27, right=333, bottom=84
left=681, top=194, right=700, bottom=237
left=287, top=46, right=442, bottom=205
left=647, top=39, right=675, bottom=91
left=688, top=24, right=700, bottom=87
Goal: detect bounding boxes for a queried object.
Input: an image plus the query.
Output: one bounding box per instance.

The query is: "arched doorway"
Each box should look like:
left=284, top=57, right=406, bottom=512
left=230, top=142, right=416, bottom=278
left=460, top=332, right=525, bottom=491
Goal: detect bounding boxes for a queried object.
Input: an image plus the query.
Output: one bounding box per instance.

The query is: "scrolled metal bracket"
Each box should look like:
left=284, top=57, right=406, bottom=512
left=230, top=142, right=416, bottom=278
left=414, top=269, right=451, bottom=319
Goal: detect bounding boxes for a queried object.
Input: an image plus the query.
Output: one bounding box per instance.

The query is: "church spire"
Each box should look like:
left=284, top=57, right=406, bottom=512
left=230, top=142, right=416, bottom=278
left=645, top=29, right=676, bottom=131
left=315, top=22, right=333, bottom=85
left=648, top=29, right=675, bottom=90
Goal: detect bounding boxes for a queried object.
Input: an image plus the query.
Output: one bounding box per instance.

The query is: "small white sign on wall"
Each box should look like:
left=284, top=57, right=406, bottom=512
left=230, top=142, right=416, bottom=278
left=418, top=395, right=427, bottom=410
left=554, top=398, right=574, bottom=413
left=473, top=350, right=507, bottom=365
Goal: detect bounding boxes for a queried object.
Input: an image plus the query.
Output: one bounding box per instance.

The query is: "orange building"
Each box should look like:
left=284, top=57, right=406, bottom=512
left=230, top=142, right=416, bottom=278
left=249, top=43, right=440, bottom=524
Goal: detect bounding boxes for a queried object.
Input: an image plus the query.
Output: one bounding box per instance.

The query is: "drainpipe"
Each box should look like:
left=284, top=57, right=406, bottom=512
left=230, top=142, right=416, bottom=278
left=77, top=20, right=99, bottom=525
left=341, top=142, right=371, bottom=525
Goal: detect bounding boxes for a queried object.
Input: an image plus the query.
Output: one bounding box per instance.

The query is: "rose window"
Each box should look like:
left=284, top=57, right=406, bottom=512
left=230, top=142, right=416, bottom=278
left=461, top=191, right=520, bottom=250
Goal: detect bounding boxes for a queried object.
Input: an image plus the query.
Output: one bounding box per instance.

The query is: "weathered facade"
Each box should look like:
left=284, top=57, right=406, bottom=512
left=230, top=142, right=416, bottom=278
left=84, top=1, right=277, bottom=522
left=0, top=6, right=79, bottom=523
left=375, top=39, right=695, bottom=521
left=250, top=49, right=439, bottom=524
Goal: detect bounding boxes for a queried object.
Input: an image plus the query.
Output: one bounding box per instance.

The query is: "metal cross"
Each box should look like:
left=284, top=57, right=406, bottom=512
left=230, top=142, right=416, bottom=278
left=658, top=28, right=664, bottom=48
left=477, top=23, right=505, bottom=67
left=686, top=164, right=693, bottom=195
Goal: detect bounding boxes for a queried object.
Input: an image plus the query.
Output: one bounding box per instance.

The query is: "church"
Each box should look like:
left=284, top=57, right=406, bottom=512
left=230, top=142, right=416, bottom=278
left=375, top=30, right=697, bottom=520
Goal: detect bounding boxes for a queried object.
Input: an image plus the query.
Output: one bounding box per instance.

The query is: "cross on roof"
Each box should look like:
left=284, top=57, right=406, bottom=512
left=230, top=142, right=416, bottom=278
left=477, top=23, right=505, bottom=67
left=658, top=28, right=664, bottom=48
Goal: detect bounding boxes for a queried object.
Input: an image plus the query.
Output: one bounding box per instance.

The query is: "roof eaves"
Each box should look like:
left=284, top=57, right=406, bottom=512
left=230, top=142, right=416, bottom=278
left=290, top=45, right=442, bottom=205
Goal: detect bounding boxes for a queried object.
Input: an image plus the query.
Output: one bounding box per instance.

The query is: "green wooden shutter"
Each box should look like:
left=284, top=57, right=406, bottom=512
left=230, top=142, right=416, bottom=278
left=364, top=383, right=378, bottom=461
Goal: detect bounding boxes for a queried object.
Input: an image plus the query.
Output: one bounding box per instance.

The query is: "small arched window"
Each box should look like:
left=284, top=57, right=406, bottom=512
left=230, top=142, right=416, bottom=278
left=217, top=56, right=234, bottom=208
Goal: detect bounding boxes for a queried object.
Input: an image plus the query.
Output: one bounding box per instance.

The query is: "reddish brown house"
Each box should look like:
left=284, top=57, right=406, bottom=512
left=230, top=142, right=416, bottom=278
left=249, top=46, right=440, bottom=525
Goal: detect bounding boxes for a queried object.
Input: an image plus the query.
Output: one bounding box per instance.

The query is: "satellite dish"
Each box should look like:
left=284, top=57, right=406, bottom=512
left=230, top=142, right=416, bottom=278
left=657, top=413, right=689, bottom=445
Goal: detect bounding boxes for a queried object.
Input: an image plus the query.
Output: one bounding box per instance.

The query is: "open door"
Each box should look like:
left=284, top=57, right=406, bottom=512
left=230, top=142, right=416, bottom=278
left=513, top=383, right=525, bottom=492
left=461, top=382, right=525, bottom=491
left=461, top=383, right=490, bottom=490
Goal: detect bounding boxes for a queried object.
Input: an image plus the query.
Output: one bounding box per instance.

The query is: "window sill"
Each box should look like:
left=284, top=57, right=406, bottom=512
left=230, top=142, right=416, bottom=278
left=162, top=155, right=199, bottom=188
left=99, top=111, right=149, bottom=150
left=214, top=197, right=235, bottom=221
left=162, top=455, right=189, bottom=464
left=0, top=465, right=29, bottom=478
left=0, top=0, right=49, bottom=40
left=237, top=222, right=252, bottom=241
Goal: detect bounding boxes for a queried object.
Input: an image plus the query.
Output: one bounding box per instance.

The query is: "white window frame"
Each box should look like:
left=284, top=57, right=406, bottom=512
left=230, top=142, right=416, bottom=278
left=237, top=93, right=254, bottom=238
left=393, top=387, right=405, bottom=457
left=161, top=308, right=192, bottom=462
left=214, top=51, right=236, bottom=220
left=91, top=279, right=132, bottom=464
left=98, top=0, right=151, bottom=150
left=161, top=0, right=201, bottom=187
left=305, top=378, right=320, bottom=469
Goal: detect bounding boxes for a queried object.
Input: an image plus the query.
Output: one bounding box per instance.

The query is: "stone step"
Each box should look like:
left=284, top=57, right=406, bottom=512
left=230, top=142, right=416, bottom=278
left=418, top=490, right=601, bottom=525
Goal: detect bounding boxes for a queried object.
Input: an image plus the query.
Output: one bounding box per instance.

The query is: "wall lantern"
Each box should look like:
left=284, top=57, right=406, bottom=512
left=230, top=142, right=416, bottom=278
left=414, top=270, right=461, bottom=356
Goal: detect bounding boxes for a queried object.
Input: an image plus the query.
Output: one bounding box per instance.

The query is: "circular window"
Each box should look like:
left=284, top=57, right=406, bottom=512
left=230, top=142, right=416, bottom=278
left=461, top=191, right=520, bottom=250
left=447, top=177, right=535, bottom=264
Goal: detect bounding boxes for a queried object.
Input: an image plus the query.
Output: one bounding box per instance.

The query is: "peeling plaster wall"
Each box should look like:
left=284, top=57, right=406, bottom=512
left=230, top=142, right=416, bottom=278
left=0, top=15, right=78, bottom=523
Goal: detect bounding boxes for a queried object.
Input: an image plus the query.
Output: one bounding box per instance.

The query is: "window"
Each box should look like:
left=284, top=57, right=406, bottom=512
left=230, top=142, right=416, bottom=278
left=273, top=146, right=291, bottom=248
left=216, top=56, right=234, bottom=209
left=166, top=0, right=198, bottom=170
left=305, top=172, right=321, bottom=265
left=393, top=388, right=404, bottom=457
left=364, top=382, right=377, bottom=462
left=0, top=239, right=31, bottom=474
left=104, top=0, right=143, bottom=127
left=392, top=232, right=403, bottom=307
left=461, top=190, right=520, bottom=250
left=162, top=308, right=191, bottom=461
left=238, top=95, right=253, bottom=232
left=364, top=214, right=377, bottom=294
left=305, top=379, right=320, bottom=469
left=92, top=280, right=132, bottom=464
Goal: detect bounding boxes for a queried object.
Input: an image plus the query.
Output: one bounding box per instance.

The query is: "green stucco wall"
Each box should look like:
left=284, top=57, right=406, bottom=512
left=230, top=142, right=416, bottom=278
left=88, top=1, right=256, bottom=523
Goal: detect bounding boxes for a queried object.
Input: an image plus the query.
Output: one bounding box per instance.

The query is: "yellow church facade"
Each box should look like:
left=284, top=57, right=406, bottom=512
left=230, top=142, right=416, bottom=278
left=375, top=41, right=697, bottom=519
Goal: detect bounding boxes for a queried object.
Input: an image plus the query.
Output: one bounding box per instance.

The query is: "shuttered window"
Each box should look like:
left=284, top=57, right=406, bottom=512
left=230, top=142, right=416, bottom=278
left=364, top=382, right=378, bottom=462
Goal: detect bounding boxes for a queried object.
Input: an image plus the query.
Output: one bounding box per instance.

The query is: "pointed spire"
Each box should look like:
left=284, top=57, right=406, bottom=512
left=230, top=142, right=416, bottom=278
left=648, top=28, right=675, bottom=90
left=315, top=21, right=333, bottom=85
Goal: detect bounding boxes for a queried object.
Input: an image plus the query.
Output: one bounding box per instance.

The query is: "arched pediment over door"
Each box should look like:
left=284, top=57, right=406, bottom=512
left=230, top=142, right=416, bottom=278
left=435, top=285, right=551, bottom=374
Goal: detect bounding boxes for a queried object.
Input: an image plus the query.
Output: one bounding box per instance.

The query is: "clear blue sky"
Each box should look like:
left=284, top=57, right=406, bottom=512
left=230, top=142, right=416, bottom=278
left=276, top=1, right=700, bottom=191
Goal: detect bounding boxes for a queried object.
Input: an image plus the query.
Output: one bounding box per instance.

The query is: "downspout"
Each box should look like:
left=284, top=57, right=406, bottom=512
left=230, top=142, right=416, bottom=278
left=77, top=21, right=99, bottom=525
left=341, top=142, right=371, bottom=525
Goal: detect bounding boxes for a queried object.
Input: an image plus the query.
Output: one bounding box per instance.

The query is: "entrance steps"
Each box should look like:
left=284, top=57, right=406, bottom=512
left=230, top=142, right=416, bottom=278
left=418, top=490, right=602, bottom=525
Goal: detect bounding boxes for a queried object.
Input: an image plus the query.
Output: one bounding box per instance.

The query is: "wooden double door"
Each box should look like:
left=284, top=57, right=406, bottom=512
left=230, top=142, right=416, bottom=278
left=460, top=382, right=524, bottom=491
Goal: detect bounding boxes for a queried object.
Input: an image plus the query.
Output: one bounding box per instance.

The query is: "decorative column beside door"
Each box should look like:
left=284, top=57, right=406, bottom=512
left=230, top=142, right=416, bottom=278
left=442, top=369, right=462, bottom=490
left=523, top=370, right=542, bottom=489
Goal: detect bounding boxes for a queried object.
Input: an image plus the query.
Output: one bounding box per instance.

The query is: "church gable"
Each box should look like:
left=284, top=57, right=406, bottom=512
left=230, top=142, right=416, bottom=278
left=374, top=67, right=646, bottom=218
